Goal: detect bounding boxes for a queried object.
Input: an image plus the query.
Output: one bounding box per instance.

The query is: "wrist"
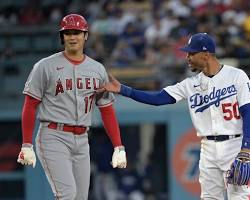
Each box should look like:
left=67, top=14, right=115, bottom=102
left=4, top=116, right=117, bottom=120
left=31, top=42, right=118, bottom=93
left=22, top=143, right=33, bottom=148
left=241, top=137, right=250, bottom=149
left=114, top=145, right=125, bottom=151
left=120, top=84, right=132, bottom=97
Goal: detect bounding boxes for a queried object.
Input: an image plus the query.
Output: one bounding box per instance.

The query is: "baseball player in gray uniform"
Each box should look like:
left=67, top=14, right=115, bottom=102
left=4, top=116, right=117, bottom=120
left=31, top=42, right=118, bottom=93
left=99, top=33, right=250, bottom=199
left=17, top=14, right=127, bottom=200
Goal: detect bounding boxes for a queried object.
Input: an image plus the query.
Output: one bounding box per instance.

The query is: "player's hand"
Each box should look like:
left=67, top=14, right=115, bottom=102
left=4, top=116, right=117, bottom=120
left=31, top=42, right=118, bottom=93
left=17, top=144, right=36, bottom=168
left=226, top=149, right=250, bottom=185
left=97, top=74, right=121, bottom=93
left=111, top=145, right=127, bottom=168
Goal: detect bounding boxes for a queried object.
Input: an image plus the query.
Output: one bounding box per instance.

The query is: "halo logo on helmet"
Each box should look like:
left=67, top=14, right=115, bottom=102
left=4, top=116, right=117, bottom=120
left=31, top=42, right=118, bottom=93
left=59, top=14, right=89, bottom=44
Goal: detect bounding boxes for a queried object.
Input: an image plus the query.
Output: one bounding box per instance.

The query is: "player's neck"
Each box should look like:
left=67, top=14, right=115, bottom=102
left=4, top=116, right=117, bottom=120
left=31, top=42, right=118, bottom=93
left=203, top=60, right=221, bottom=77
left=64, top=50, right=84, bottom=62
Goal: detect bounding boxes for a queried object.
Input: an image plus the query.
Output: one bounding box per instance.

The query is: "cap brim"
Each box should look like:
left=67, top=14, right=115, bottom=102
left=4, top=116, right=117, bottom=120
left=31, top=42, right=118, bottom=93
left=180, top=46, right=199, bottom=53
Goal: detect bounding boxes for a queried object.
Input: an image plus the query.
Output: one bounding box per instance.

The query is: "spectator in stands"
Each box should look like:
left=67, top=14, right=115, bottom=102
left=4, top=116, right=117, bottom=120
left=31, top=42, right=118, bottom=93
left=48, top=6, right=63, bottom=24
left=19, top=5, right=44, bottom=25
left=114, top=161, right=144, bottom=200
left=144, top=15, right=170, bottom=46
left=120, top=22, right=145, bottom=57
left=143, top=45, right=160, bottom=66
left=167, top=0, right=191, bottom=18
left=86, top=35, right=106, bottom=63
left=170, top=28, right=190, bottom=62
left=110, top=40, right=137, bottom=68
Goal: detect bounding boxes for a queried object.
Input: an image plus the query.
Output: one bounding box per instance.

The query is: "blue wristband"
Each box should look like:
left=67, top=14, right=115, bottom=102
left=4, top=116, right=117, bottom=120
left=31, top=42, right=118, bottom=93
left=240, top=103, right=250, bottom=149
left=242, top=137, right=250, bottom=149
left=120, top=84, right=133, bottom=97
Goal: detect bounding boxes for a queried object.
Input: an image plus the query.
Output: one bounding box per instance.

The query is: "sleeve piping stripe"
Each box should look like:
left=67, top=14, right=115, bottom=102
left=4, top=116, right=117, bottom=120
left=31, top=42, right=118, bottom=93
left=97, top=100, right=114, bottom=108
left=23, top=91, right=42, bottom=101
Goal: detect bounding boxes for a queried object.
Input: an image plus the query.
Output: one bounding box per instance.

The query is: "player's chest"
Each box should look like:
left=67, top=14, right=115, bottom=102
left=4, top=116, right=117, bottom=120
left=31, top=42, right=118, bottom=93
left=187, top=79, right=237, bottom=112
left=48, top=66, right=101, bottom=95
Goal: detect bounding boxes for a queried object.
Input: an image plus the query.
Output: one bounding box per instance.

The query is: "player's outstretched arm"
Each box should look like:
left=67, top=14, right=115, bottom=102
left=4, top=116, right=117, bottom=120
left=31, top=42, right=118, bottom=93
left=98, top=74, right=176, bottom=106
left=98, top=74, right=122, bottom=93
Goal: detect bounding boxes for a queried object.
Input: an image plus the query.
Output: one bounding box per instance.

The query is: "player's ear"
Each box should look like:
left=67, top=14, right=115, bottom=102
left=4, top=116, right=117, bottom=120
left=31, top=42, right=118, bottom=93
left=203, top=52, right=210, bottom=60
left=84, top=32, right=88, bottom=41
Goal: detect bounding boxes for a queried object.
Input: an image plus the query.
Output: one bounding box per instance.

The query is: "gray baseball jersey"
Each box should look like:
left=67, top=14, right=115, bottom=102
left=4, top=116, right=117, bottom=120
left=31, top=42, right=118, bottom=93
left=23, top=52, right=114, bottom=126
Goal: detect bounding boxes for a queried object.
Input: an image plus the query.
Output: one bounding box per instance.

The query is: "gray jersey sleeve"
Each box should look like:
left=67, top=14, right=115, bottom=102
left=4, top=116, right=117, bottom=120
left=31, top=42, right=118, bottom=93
left=23, top=60, right=47, bottom=100
left=96, top=65, right=115, bottom=107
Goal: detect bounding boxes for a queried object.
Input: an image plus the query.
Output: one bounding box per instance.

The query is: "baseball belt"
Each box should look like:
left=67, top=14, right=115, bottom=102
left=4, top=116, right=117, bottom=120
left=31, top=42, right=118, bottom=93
left=48, top=122, right=87, bottom=135
left=205, top=134, right=241, bottom=142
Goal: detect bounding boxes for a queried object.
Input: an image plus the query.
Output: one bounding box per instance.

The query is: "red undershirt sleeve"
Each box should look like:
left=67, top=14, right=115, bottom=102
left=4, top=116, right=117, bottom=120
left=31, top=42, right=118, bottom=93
left=99, top=105, right=122, bottom=147
left=22, top=95, right=41, bottom=144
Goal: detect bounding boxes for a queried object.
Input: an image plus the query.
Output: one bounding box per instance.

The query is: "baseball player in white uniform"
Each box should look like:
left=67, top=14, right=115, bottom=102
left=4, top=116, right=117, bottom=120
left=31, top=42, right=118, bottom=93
left=99, top=33, right=250, bottom=200
left=17, top=14, right=127, bottom=200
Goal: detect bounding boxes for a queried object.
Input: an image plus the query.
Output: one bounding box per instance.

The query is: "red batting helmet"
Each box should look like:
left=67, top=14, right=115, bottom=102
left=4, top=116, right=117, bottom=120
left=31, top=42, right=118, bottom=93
left=60, top=14, right=88, bottom=32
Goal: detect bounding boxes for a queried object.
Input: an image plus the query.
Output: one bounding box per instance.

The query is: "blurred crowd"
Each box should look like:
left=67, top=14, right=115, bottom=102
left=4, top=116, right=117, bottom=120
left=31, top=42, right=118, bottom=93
left=1, top=0, right=250, bottom=86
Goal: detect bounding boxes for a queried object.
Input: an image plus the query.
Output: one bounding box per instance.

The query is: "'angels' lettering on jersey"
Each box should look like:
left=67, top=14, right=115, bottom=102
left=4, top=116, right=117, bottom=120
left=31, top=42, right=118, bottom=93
left=190, top=84, right=236, bottom=113
left=55, top=77, right=100, bottom=96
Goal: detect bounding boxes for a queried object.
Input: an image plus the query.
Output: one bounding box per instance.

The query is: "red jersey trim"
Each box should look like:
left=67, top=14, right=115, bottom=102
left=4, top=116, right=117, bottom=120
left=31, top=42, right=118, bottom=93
left=97, top=100, right=115, bottom=108
left=63, top=52, right=86, bottom=65
left=23, top=91, right=42, bottom=101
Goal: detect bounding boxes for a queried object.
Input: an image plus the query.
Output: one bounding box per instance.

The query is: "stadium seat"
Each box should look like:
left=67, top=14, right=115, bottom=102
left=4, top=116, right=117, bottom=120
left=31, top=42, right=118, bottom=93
left=10, top=36, right=30, bottom=52
left=41, top=0, right=66, bottom=7
left=0, top=38, right=6, bottom=52
left=2, top=61, right=24, bottom=98
left=10, top=0, right=28, bottom=7
left=53, top=36, right=63, bottom=51
left=0, top=0, right=27, bottom=8
left=0, top=1, right=12, bottom=8
left=32, top=36, right=54, bottom=52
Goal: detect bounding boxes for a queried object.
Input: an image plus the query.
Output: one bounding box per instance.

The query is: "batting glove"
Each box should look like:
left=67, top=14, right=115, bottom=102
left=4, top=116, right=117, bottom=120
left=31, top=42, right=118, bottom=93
left=17, top=143, right=36, bottom=168
left=111, top=146, right=127, bottom=168
left=227, top=149, right=250, bottom=185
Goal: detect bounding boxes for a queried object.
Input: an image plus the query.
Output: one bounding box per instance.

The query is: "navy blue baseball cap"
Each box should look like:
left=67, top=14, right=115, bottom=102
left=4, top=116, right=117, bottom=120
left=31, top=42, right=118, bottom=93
left=180, top=33, right=216, bottom=53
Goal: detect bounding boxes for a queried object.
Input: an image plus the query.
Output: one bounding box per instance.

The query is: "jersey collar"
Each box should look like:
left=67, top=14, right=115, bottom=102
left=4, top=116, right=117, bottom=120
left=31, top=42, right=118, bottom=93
left=63, top=52, right=86, bottom=65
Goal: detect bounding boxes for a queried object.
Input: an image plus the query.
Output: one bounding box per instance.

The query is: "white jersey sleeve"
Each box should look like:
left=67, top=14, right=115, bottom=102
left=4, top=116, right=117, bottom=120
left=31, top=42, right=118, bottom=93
left=23, top=60, right=48, bottom=100
left=235, top=69, right=250, bottom=107
left=163, top=79, right=189, bottom=102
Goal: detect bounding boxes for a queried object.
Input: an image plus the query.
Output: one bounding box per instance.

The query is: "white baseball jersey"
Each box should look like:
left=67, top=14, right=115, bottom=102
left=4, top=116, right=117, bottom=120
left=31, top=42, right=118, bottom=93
left=23, top=52, right=114, bottom=126
left=164, top=65, right=250, bottom=137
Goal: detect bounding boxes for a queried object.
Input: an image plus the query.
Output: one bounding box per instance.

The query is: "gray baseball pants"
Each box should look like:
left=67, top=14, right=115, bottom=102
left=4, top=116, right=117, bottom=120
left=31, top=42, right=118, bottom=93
left=35, top=122, right=90, bottom=200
